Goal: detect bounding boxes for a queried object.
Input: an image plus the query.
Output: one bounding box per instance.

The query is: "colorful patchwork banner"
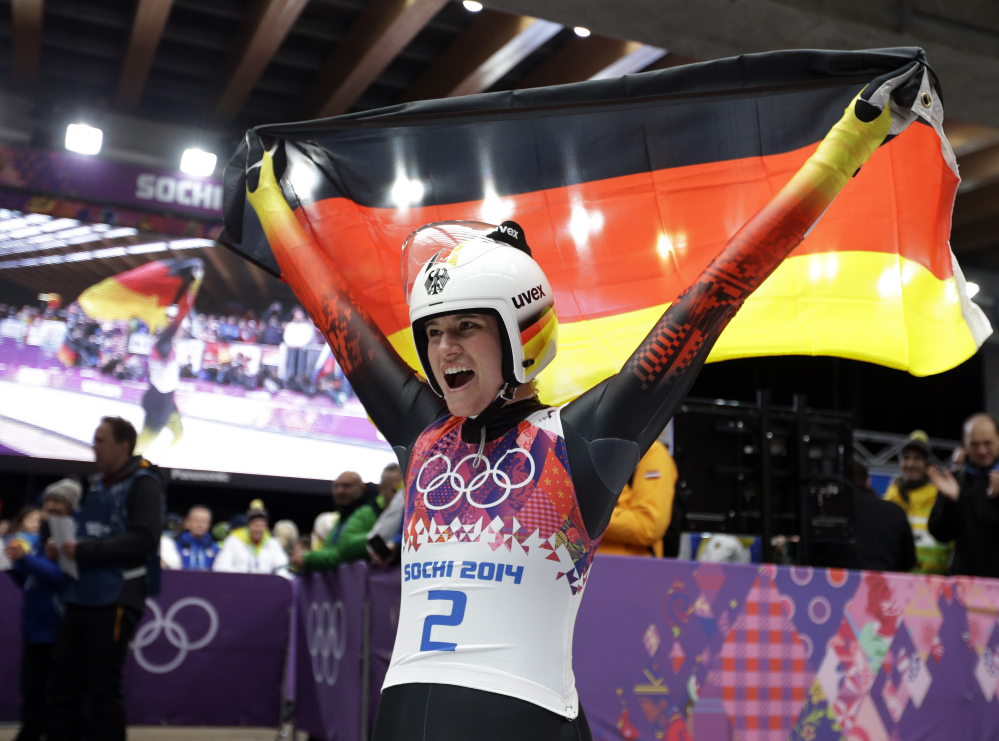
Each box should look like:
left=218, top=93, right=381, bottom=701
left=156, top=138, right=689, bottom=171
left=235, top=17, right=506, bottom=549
left=573, top=557, right=997, bottom=741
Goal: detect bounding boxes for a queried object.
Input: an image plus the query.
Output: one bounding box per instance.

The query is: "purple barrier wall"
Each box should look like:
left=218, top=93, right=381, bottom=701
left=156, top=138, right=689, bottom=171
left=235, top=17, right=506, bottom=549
left=6, top=559, right=999, bottom=739
left=0, top=571, right=292, bottom=727
left=572, top=558, right=999, bottom=741
left=124, top=571, right=292, bottom=726
left=357, top=558, right=999, bottom=741
left=367, top=565, right=402, bottom=733
left=294, top=562, right=368, bottom=741
left=0, top=576, right=22, bottom=720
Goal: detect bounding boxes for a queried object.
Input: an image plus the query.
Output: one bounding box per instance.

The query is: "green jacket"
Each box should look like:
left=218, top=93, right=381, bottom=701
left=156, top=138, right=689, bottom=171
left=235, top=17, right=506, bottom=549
left=302, top=495, right=384, bottom=571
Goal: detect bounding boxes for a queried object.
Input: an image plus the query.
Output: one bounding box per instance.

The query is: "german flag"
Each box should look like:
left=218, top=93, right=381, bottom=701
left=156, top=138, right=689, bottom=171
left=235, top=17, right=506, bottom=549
left=77, top=259, right=204, bottom=330
left=221, top=47, right=989, bottom=406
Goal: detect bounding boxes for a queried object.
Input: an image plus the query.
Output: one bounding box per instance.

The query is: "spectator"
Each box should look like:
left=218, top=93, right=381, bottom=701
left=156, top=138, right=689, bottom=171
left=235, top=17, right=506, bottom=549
left=218, top=315, right=240, bottom=342
left=47, top=416, right=164, bottom=741
left=273, top=520, right=300, bottom=555
left=596, top=440, right=677, bottom=557
left=929, top=413, right=999, bottom=577
left=188, top=312, right=207, bottom=340
left=291, top=471, right=383, bottom=572
left=262, top=314, right=283, bottom=345
left=239, top=318, right=260, bottom=343
left=164, top=512, right=184, bottom=537
left=211, top=521, right=231, bottom=545
left=283, top=307, right=315, bottom=380
left=163, top=505, right=218, bottom=571
left=810, top=458, right=916, bottom=573
left=366, top=463, right=406, bottom=564
left=7, top=505, right=42, bottom=548
left=213, top=502, right=290, bottom=576
left=310, top=511, right=337, bottom=551
left=883, top=430, right=951, bottom=574
left=5, top=479, right=79, bottom=741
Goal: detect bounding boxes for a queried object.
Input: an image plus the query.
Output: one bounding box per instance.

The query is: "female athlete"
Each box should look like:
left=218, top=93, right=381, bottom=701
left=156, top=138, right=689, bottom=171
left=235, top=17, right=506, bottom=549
left=236, top=69, right=920, bottom=740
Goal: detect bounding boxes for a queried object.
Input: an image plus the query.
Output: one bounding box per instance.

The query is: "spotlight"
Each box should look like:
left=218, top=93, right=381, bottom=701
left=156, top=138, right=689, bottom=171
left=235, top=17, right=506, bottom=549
left=180, top=148, right=218, bottom=177
left=967, top=281, right=981, bottom=299
left=462, top=0, right=483, bottom=10
left=65, top=124, right=102, bottom=155
left=574, top=26, right=591, bottom=37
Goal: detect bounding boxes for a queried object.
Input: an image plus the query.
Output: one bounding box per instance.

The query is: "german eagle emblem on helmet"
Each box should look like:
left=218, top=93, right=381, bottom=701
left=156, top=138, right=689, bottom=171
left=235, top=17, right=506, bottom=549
left=425, top=267, right=449, bottom=296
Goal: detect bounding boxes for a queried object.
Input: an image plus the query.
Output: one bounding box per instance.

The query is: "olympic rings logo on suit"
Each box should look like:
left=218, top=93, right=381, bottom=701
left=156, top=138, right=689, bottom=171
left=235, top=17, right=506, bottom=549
left=417, top=448, right=535, bottom=510
left=130, top=597, right=220, bottom=674
left=306, top=600, right=347, bottom=686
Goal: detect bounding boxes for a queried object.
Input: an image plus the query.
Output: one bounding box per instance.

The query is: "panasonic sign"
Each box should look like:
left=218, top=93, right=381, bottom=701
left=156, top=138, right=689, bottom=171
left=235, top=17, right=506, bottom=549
left=135, top=174, right=222, bottom=212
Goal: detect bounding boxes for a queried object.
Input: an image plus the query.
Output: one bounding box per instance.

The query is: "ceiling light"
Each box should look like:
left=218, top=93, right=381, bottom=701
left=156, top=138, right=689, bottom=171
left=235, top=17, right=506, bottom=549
left=574, top=26, right=591, bottom=37
left=102, top=227, right=139, bottom=240
left=169, top=238, right=216, bottom=250
left=462, top=0, right=483, bottom=10
left=180, top=148, right=218, bottom=177
left=65, top=124, right=103, bottom=155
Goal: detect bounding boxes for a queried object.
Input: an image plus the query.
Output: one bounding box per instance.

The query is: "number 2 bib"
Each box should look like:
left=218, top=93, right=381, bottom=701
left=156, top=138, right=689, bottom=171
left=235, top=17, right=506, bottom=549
left=383, top=407, right=598, bottom=718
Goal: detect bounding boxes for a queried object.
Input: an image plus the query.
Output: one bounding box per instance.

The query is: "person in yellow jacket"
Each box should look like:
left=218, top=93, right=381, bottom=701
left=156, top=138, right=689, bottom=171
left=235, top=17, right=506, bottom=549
left=596, top=440, right=677, bottom=557
left=883, top=430, right=952, bottom=574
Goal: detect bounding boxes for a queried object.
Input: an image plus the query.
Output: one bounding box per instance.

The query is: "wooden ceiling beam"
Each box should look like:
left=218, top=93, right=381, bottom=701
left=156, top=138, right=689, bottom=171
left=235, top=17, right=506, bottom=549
left=587, top=43, right=666, bottom=80
left=944, top=120, right=999, bottom=157
left=516, top=35, right=647, bottom=90
left=213, top=0, right=310, bottom=121
left=400, top=10, right=562, bottom=103
left=200, top=242, right=240, bottom=292
left=641, top=52, right=700, bottom=72
left=11, top=0, right=45, bottom=89
left=304, top=0, right=449, bottom=119
left=243, top=258, right=275, bottom=309
left=116, top=0, right=175, bottom=110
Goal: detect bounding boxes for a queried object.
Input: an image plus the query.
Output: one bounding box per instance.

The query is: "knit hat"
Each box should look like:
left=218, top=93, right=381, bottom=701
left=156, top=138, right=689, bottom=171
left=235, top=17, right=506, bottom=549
left=900, top=430, right=931, bottom=459
left=42, top=478, right=82, bottom=511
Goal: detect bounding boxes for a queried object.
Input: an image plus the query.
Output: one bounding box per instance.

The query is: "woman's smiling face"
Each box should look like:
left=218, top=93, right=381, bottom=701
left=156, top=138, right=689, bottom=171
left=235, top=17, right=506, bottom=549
left=425, top=312, right=506, bottom=418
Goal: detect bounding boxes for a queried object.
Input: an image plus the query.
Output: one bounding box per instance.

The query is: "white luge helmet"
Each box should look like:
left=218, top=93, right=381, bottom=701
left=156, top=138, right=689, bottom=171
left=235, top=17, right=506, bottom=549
left=403, top=220, right=558, bottom=397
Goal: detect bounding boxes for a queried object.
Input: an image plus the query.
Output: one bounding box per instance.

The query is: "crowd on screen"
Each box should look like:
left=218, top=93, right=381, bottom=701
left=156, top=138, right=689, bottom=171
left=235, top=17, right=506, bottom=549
left=0, top=300, right=355, bottom=403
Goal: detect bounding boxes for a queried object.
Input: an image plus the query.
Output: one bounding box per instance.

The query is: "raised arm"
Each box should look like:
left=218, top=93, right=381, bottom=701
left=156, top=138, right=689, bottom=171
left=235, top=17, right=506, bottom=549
left=244, top=149, right=446, bottom=457
left=154, top=259, right=203, bottom=356
left=563, top=62, right=930, bottom=536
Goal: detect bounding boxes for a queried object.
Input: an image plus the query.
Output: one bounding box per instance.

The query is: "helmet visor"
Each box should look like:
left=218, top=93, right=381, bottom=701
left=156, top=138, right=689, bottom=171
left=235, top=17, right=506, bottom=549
left=401, top=220, right=498, bottom=303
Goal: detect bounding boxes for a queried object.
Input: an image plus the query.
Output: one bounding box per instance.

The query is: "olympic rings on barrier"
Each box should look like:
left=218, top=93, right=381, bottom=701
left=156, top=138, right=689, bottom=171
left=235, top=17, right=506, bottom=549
left=306, top=600, right=347, bottom=686
left=130, top=596, right=220, bottom=674
left=417, top=448, right=535, bottom=510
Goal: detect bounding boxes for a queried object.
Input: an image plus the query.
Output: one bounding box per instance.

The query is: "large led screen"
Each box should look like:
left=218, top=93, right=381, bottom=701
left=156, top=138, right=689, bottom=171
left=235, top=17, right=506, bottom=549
left=0, top=210, right=396, bottom=482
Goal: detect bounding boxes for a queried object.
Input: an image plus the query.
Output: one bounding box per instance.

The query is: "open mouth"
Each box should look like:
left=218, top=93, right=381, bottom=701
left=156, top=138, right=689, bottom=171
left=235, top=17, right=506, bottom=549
left=444, top=367, right=474, bottom=389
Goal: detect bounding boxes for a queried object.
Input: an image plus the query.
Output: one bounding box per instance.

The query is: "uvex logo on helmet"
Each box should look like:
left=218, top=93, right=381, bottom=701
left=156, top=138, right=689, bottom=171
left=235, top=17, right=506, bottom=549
left=496, top=224, right=520, bottom=240
left=511, top=285, right=546, bottom=309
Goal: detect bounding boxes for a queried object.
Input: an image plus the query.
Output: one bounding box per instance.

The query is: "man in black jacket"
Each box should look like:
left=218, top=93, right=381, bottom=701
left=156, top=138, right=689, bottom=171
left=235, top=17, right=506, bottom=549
left=811, top=459, right=916, bottom=573
left=929, top=413, right=999, bottom=577
left=47, top=416, right=164, bottom=741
